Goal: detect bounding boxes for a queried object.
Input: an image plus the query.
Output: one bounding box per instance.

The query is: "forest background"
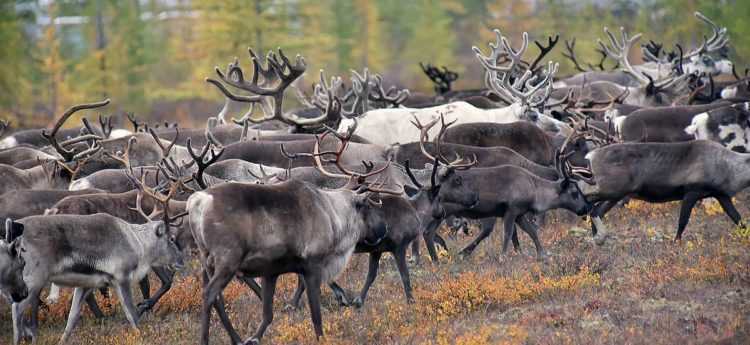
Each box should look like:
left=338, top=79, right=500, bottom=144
left=1, top=0, right=747, bottom=127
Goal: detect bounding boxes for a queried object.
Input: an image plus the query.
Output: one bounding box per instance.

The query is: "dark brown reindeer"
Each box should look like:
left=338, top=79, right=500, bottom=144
left=186, top=92, right=406, bottom=343
left=411, top=117, right=590, bottom=261
left=437, top=121, right=555, bottom=165
left=572, top=140, right=750, bottom=243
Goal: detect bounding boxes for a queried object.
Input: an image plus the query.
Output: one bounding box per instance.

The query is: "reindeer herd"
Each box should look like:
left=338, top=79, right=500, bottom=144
left=1, top=10, right=749, bottom=345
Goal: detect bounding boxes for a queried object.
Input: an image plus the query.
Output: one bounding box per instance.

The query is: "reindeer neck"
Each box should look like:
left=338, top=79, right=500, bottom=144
left=28, top=164, right=66, bottom=189
left=408, top=190, right=435, bottom=224
left=531, top=178, right=561, bottom=212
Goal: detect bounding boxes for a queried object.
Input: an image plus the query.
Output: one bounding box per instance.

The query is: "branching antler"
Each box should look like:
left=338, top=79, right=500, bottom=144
left=148, top=127, right=179, bottom=157
left=529, top=34, right=559, bottom=72
left=684, top=12, right=729, bottom=59
left=42, top=99, right=110, bottom=162
left=410, top=114, right=478, bottom=169
left=186, top=138, right=224, bottom=190
left=420, top=62, right=459, bottom=95
left=598, top=27, right=650, bottom=85
left=368, top=74, right=410, bottom=107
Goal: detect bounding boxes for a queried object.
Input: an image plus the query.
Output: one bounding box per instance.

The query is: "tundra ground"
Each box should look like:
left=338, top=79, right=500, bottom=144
left=2, top=194, right=749, bottom=345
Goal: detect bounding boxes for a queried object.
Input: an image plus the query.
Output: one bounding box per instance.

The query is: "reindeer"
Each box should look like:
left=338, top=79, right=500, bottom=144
left=574, top=140, right=750, bottom=244
left=211, top=31, right=566, bottom=147
left=0, top=189, right=104, bottom=224
left=9, top=211, right=184, bottom=344
left=281, top=123, right=478, bottom=308
left=0, top=146, right=57, bottom=166
left=438, top=121, right=555, bottom=165
left=48, top=170, right=191, bottom=315
left=411, top=116, right=590, bottom=261
left=186, top=108, right=410, bottom=343
left=612, top=100, right=736, bottom=142
left=684, top=102, right=750, bottom=152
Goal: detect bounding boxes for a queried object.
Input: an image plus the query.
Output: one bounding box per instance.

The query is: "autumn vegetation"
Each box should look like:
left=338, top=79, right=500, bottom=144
left=2, top=192, right=748, bottom=344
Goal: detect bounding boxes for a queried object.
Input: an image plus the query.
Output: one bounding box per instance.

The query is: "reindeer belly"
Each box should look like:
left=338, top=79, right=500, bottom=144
left=51, top=261, right=115, bottom=288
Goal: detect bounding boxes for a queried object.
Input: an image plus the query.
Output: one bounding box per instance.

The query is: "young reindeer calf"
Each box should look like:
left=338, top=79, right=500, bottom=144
left=9, top=213, right=184, bottom=345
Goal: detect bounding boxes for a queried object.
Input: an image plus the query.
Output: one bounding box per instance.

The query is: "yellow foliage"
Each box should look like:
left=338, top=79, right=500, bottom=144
left=415, top=268, right=600, bottom=321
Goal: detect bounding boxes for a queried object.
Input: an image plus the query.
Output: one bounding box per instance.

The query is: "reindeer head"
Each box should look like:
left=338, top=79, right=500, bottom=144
left=406, top=115, right=479, bottom=216
left=554, top=144, right=592, bottom=216
left=474, top=30, right=559, bottom=122
left=0, top=219, right=27, bottom=303
left=598, top=27, right=698, bottom=107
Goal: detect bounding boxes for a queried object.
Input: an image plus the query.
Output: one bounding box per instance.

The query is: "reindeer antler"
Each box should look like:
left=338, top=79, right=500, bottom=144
left=42, top=99, right=110, bottom=162
left=186, top=138, right=224, bottom=189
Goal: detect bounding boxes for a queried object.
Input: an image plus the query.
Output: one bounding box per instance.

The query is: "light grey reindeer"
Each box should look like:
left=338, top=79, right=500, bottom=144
left=9, top=211, right=185, bottom=345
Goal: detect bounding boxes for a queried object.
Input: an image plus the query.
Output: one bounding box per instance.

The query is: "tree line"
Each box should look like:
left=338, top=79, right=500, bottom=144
left=1, top=0, right=747, bottom=127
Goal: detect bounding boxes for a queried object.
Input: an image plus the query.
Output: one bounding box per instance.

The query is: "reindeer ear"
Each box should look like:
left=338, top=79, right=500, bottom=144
left=4, top=218, right=11, bottom=243
left=4, top=218, right=23, bottom=243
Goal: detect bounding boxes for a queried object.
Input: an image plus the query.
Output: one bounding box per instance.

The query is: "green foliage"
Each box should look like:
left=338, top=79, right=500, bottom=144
left=0, top=0, right=746, bottom=125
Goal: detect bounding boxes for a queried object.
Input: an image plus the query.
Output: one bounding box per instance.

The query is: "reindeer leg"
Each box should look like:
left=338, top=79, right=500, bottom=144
left=12, top=293, right=36, bottom=345
left=433, top=233, right=449, bottom=252
left=114, top=280, right=140, bottom=328
left=511, top=220, right=521, bottom=252
left=138, top=267, right=174, bottom=315
left=501, top=213, right=520, bottom=255
left=675, top=192, right=703, bottom=241
left=410, top=235, right=421, bottom=265
left=246, top=275, right=279, bottom=344
left=236, top=275, right=262, bottom=300
left=459, top=217, right=496, bottom=257
left=715, top=195, right=743, bottom=225
left=393, top=245, right=414, bottom=304
left=517, top=214, right=547, bottom=259
left=59, top=287, right=93, bottom=345
left=423, top=219, right=443, bottom=263
left=290, top=274, right=306, bottom=309
left=414, top=219, right=440, bottom=264
left=85, top=292, right=105, bottom=319
left=329, top=282, right=350, bottom=306
left=590, top=200, right=618, bottom=244
left=352, top=251, right=382, bottom=308
left=27, top=287, right=42, bottom=339
left=202, top=267, right=241, bottom=345
left=138, top=275, right=151, bottom=301
left=303, top=271, right=324, bottom=339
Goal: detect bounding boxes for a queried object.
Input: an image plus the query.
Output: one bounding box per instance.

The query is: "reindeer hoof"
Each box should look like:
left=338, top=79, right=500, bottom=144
left=458, top=248, right=474, bottom=259
left=352, top=297, right=364, bottom=309
left=137, top=301, right=154, bottom=315
left=593, top=234, right=609, bottom=246
left=283, top=303, right=300, bottom=311
left=243, top=337, right=260, bottom=345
